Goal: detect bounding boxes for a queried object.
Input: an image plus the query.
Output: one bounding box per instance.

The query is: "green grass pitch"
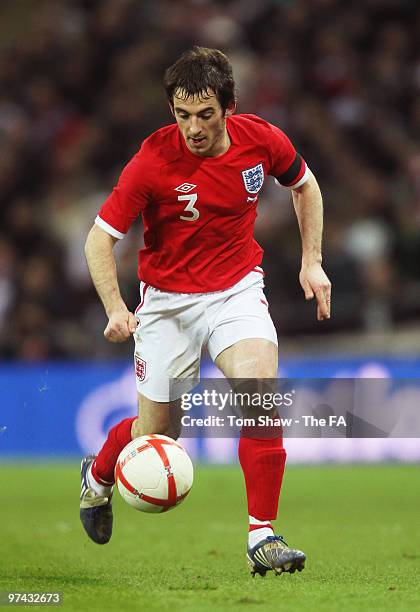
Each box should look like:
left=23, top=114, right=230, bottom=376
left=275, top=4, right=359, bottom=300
left=1, top=463, right=419, bottom=611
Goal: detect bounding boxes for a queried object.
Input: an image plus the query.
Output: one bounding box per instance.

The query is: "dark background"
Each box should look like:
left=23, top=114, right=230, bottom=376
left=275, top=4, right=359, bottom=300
left=1, top=0, right=419, bottom=360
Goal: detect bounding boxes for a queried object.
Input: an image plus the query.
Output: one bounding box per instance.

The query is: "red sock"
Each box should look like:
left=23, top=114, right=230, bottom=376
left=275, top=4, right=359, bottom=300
left=238, top=435, right=286, bottom=521
left=91, top=417, right=136, bottom=485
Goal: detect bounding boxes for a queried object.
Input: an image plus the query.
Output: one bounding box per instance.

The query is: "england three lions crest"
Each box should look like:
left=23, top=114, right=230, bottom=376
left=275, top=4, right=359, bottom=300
left=135, top=354, right=146, bottom=381
left=241, top=163, right=264, bottom=195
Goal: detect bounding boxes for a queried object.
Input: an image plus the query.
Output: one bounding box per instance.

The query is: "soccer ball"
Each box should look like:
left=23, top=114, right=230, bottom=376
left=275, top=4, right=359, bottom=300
left=115, top=434, right=194, bottom=513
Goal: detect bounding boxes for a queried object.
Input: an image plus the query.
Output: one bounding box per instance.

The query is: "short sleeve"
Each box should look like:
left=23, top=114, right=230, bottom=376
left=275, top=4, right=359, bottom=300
left=266, top=123, right=309, bottom=189
left=95, top=143, right=159, bottom=239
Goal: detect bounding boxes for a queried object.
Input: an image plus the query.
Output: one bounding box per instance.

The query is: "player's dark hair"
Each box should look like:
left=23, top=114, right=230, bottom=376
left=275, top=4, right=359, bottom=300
left=163, top=47, right=236, bottom=113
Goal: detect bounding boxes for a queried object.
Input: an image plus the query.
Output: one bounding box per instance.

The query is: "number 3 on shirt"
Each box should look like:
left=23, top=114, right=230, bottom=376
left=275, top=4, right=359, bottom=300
left=178, top=193, right=199, bottom=221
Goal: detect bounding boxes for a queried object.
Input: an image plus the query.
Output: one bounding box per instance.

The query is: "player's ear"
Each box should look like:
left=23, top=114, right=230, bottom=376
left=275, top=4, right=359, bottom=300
left=225, top=101, right=236, bottom=117
left=169, top=102, right=175, bottom=117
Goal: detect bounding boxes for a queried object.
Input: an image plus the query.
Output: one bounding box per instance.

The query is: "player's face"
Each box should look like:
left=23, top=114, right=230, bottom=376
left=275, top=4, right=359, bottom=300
left=172, top=90, right=233, bottom=157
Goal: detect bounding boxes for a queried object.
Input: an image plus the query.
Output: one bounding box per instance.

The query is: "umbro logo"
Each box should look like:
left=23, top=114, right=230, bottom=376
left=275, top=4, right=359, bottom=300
left=174, top=182, right=197, bottom=193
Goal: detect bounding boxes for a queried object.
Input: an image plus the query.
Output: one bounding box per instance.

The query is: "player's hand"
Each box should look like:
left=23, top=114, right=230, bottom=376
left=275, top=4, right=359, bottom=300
left=104, top=309, right=138, bottom=343
left=299, top=263, right=331, bottom=321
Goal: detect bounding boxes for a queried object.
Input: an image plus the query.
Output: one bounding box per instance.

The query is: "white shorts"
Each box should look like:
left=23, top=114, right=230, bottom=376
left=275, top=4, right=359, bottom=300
left=132, top=267, right=278, bottom=402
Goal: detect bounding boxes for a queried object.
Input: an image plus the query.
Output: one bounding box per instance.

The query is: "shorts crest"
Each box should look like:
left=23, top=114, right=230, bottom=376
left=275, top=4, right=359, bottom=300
left=241, top=163, right=264, bottom=194
left=135, top=354, right=146, bottom=381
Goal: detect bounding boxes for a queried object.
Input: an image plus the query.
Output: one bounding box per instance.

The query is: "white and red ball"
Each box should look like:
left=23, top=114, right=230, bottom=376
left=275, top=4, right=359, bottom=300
left=115, top=435, right=194, bottom=513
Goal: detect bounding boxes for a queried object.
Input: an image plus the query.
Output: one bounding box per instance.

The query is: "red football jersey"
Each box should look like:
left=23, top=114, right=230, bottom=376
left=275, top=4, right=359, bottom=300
left=96, top=113, right=308, bottom=292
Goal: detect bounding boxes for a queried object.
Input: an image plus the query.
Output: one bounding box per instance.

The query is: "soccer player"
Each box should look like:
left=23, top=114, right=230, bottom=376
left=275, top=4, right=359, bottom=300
left=80, top=47, right=331, bottom=576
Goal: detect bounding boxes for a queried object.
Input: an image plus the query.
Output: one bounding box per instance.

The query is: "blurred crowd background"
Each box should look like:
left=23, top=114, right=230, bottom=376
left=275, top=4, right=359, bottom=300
left=0, top=0, right=419, bottom=360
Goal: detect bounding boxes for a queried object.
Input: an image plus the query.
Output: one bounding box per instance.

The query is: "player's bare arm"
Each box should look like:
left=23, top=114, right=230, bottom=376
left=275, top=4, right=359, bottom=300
left=292, top=172, right=331, bottom=321
left=84, top=224, right=137, bottom=342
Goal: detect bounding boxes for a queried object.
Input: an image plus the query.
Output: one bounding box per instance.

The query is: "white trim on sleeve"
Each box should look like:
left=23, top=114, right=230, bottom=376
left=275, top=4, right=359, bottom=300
left=95, top=215, right=125, bottom=240
left=290, top=165, right=310, bottom=190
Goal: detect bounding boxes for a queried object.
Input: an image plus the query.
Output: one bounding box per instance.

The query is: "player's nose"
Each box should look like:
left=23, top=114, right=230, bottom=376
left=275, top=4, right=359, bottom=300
left=188, top=116, right=202, bottom=136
